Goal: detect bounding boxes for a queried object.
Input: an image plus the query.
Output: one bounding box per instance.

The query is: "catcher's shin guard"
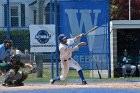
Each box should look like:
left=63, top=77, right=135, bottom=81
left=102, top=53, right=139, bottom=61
left=13, top=71, right=28, bottom=86
left=3, top=69, right=15, bottom=84
left=18, top=71, right=28, bottom=82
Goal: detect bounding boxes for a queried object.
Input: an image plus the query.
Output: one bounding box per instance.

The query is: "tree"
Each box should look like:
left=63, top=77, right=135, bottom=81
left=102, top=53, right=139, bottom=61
left=110, top=0, right=140, bottom=20
left=131, top=0, right=140, bottom=19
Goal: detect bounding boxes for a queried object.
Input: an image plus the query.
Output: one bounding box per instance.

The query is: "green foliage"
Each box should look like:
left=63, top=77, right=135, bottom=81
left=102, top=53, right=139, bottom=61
left=0, top=30, right=30, bottom=52
left=110, top=0, right=128, bottom=20
left=110, top=0, right=140, bottom=20
left=0, top=31, right=7, bottom=44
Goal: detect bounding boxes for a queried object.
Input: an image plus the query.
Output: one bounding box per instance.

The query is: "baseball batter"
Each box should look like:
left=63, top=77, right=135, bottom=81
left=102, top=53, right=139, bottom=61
left=50, top=34, right=87, bottom=85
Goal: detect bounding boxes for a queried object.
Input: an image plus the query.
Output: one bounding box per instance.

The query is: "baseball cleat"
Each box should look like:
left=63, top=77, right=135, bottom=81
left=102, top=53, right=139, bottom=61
left=50, top=79, right=55, bottom=84
left=16, top=82, right=24, bottom=86
left=13, top=81, right=24, bottom=86
left=1, top=83, right=6, bottom=86
left=82, top=81, right=87, bottom=85
left=1, top=81, right=14, bottom=87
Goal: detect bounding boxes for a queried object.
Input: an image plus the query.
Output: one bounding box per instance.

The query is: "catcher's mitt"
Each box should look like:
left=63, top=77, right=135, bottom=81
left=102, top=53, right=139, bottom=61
left=28, top=67, right=37, bottom=74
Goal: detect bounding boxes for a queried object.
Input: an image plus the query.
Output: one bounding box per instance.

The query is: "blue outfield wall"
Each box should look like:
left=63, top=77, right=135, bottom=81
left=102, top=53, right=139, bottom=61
left=60, top=0, right=110, bottom=70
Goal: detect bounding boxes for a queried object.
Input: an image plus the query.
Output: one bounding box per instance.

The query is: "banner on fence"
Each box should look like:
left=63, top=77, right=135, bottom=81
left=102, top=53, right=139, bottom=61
left=29, top=25, right=56, bottom=52
left=60, top=1, right=110, bottom=69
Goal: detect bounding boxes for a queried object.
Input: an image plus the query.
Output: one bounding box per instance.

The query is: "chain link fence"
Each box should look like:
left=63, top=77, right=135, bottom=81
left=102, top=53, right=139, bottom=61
left=0, top=0, right=59, bottom=82
left=59, top=0, right=110, bottom=79
left=0, top=0, right=110, bottom=82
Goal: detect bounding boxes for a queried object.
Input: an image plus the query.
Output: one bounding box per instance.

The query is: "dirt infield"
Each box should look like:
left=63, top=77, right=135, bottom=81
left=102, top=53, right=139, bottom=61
left=0, top=82, right=140, bottom=91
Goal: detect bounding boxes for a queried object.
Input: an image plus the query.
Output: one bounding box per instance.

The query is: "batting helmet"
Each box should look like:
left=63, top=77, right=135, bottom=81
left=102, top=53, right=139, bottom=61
left=10, top=55, right=20, bottom=62
left=58, top=34, right=67, bottom=43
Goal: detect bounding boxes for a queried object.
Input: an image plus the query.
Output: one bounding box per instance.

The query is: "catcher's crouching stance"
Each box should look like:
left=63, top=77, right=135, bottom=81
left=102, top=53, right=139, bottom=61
left=0, top=55, right=35, bottom=87
left=50, top=34, right=87, bottom=85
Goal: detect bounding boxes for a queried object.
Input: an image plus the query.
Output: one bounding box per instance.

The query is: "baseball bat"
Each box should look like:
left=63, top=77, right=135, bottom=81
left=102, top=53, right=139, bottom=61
left=96, top=63, right=102, bottom=79
left=85, top=26, right=98, bottom=35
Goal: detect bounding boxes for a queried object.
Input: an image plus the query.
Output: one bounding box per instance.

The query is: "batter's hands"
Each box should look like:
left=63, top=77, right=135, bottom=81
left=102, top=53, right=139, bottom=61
left=78, top=42, right=86, bottom=47
left=74, top=33, right=85, bottom=41
left=80, top=33, right=86, bottom=37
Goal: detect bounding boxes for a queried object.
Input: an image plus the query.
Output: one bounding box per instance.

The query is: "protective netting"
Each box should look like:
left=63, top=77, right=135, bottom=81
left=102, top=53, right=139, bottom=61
left=60, top=0, right=110, bottom=79
left=0, top=0, right=57, bottom=81
left=0, top=0, right=110, bottom=82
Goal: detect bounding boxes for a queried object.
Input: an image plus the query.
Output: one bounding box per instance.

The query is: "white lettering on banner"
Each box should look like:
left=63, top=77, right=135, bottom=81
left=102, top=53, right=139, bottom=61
left=65, top=9, right=101, bottom=51
left=93, top=10, right=101, bottom=26
left=74, top=55, right=90, bottom=63
left=80, top=55, right=85, bottom=62
left=29, top=25, right=56, bottom=52
left=74, top=55, right=107, bottom=63
left=31, top=45, right=55, bottom=47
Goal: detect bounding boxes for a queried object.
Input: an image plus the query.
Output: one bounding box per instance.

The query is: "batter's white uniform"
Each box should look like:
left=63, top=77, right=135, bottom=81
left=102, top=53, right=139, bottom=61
left=59, top=38, right=82, bottom=80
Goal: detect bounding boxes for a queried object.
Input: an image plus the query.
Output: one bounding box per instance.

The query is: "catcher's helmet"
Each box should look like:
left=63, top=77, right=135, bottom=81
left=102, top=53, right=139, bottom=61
left=58, top=34, right=67, bottom=43
left=10, top=55, right=20, bottom=62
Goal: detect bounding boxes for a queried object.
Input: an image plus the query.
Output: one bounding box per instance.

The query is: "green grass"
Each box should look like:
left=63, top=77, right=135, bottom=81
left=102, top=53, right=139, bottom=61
left=0, top=68, right=140, bottom=82
left=25, top=69, right=91, bottom=82
left=25, top=69, right=140, bottom=82
left=0, top=68, right=92, bottom=82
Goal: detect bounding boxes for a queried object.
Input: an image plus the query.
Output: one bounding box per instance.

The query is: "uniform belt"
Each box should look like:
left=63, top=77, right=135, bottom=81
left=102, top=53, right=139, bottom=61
left=64, top=58, right=71, bottom=62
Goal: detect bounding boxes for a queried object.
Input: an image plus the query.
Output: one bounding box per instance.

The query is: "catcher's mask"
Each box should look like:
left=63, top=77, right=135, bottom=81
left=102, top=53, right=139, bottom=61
left=10, top=55, right=20, bottom=63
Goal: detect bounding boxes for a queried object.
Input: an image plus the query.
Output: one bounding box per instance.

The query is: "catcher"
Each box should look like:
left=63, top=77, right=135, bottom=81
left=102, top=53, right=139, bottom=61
left=0, top=55, right=36, bottom=86
left=50, top=34, right=87, bottom=85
